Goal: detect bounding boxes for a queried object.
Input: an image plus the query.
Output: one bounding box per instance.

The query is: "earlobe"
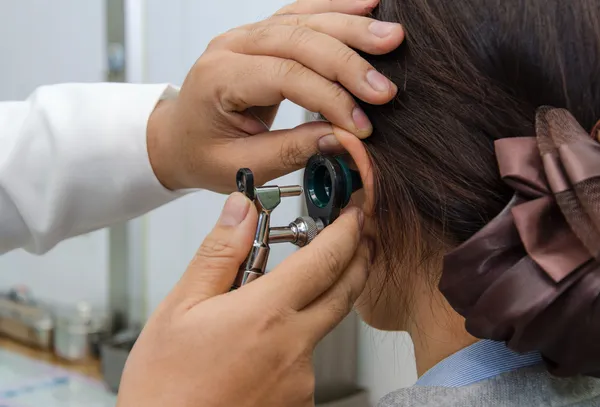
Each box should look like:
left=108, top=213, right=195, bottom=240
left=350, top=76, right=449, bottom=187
left=332, top=126, right=375, bottom=217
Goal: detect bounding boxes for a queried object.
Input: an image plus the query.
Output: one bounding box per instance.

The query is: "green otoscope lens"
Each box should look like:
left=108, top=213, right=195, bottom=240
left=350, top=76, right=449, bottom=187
left=307, top=165, right=333, bottom=208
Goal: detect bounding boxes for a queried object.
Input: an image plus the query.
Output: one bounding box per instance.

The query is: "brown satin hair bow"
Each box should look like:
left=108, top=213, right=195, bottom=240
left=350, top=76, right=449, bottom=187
left=440, top=107, right=600, bottom=377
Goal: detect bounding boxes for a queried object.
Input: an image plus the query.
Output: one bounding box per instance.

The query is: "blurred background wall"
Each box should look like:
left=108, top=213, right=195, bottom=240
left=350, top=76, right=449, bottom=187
left=0, top=1, right=417, bottom=404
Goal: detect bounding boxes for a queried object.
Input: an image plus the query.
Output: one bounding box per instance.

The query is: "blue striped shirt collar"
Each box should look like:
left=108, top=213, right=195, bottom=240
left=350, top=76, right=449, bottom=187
left=415, top=340, right=543, bottom=387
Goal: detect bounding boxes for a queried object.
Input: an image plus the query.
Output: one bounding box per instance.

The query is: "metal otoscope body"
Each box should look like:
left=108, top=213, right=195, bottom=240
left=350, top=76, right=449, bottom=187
left=231, top=155, right=362, bottom=290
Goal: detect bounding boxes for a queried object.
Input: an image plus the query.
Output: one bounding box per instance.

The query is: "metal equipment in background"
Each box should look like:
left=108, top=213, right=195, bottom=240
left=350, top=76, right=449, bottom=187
left=0, top=286, right=109, bottom=362
left=0, top=286, right=53, bottom=350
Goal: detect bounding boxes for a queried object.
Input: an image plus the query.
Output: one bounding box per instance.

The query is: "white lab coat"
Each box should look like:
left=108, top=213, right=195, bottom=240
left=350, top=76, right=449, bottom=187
left=0, top=83, right=183, bottom=255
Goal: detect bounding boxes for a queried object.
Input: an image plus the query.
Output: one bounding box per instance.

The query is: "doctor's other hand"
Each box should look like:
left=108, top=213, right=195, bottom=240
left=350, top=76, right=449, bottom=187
left=146, top=0, right=403, bottom=192
left=116, top=193, right=371, bottom=407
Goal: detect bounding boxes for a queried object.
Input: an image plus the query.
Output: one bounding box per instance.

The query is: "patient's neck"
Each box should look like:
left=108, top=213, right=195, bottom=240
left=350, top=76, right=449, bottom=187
left=406, top=276, right=477, bottom=376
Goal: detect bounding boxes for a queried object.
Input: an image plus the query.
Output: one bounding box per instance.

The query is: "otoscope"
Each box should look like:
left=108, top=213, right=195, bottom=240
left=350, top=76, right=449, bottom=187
left=232, top=154, right=363, bottom=289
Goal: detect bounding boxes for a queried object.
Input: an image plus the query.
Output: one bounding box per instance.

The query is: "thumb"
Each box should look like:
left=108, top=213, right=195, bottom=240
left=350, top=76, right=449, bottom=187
left=176, top=193, right=257, bottom=303
left=244, top=121, right=346, bottom=186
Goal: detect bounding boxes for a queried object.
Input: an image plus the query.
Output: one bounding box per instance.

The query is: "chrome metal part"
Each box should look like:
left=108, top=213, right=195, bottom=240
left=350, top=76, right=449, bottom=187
left=295, top=216, right=324, bottom=246
left=233, top=174, right=324, bottom=289
left=279, top=185, right=303, bottom=198
left=268, top=226, right=296, bottom=244
left=254, top=186, right=281, bottom=211
left=269, top=217, right=324, bottom=247
left=232, top=186, right=283, bottom=289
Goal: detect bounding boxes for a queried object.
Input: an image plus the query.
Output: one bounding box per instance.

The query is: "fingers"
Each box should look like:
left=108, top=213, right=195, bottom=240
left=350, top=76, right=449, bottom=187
left=214, top=12, right=404, bottom=137
left=276, top=0, right=379, bottom=15
left=218, top=54, right=370, bottom=137
left=266, top=13, right=405, bottom=56
left=225, top=122, right=343, bottom=187
left=298, top=240, right=371, bottom=342
left=251, top=207, right=364, bottom=311
left=228, top=18, right=401, bottom=106
left=174, top=193, right=258, bottom=304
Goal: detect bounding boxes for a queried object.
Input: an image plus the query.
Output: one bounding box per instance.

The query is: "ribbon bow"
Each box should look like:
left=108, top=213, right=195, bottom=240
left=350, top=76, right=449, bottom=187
left=440, top=107, right=600, bottom=377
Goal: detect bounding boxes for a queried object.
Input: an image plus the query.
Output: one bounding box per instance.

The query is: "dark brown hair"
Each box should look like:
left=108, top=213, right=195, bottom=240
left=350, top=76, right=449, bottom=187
left=360, top=0, right=600, bottom=290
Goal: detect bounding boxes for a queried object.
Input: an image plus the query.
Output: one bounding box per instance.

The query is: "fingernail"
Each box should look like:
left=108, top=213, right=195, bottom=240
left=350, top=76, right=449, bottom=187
left=318, top=134, right=344, bottom=154
left=366, top=70, right=391, bottom=93
left=219, top=193, right=250, bottom=226
left=369, top=21, right=397, bottom=38
left=352, top=107, right=372, bottom=133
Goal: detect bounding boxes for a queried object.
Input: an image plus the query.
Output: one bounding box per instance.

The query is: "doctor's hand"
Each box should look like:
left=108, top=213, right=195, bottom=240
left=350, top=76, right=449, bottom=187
left=116, top=193, right=371, bottom=407
left=146, top=0, right=403, bottom=192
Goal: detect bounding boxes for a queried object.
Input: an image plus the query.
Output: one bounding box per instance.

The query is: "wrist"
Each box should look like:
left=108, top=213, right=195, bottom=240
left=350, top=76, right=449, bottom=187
left=147, top=99, right=187, bottom=191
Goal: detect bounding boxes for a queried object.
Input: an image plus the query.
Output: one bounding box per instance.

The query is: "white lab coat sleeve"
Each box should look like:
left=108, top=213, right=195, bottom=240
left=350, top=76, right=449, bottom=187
left=0, top=83, right=186, bottom=255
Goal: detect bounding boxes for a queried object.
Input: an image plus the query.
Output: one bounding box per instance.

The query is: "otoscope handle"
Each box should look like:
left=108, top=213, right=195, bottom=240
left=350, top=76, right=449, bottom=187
left=231, top=243, right=270, bottom=290
left=231, top=167, right=316, bottom=290
left=231, top=208, right=271, bottom=290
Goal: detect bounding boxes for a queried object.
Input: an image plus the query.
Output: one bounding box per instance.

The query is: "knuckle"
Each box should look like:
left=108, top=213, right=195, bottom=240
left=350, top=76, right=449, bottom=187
left=343, top=13, right=359, bottom=26
left=289, top=13, right=304, bottom=27
left=196, top=237, right=238, bottom=261
left=246, top=24, right=272, bottom=45
left=287, top=25, right=312, bottom=47
left=280, top=134, right=310, bottom=169
left=328, top=82, right=350, bottom=104
left=338, top=13, right=359, bottom=30
left=276, top=59, right=304, bottom=80
left=271, top=13, right=303, bottom=27
left=337, top=47, right=360, bottom=67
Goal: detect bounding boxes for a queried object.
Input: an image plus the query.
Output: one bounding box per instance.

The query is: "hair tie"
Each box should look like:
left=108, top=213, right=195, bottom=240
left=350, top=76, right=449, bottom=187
left=440, top=106, right=600, bottom=377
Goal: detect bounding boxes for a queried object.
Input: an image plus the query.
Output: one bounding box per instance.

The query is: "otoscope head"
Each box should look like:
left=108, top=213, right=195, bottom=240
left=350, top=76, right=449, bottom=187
left=304, top=155, right=363, bottom=226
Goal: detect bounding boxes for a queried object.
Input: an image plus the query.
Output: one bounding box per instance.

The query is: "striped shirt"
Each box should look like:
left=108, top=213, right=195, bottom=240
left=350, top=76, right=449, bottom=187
left=415, top=340, right=544, bottom=387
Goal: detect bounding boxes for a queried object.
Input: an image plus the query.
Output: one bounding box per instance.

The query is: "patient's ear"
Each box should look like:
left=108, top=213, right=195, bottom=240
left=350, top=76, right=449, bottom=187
left=332, top=126, right=375, bottom=217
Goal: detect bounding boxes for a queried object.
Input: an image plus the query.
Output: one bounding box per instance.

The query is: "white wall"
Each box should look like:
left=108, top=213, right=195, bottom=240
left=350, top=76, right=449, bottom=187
left=0, top=0, right=106, bottom=99
left=358, top=327, right=417, bottom=404
left=0, top=0, right=109, bottom=308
